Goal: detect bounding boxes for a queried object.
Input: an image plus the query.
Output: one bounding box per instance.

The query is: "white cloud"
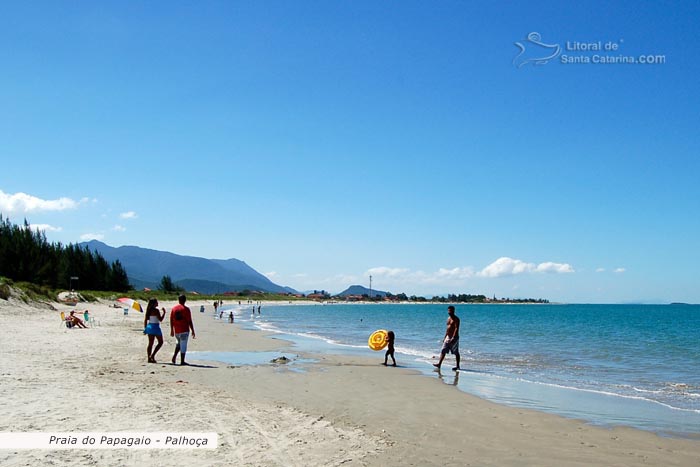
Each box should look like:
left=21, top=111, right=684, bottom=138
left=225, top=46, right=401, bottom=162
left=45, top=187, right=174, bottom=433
left=535, top=262, right=574, bottom=274
left=596, top=268, right=606, bottom=273
left=264, top=271, right=278, bottom=279
left=478, top=257, right=574, bottom=278
left=614, top=268, right=626, bottom=273
left=288, top=258, right=575, bottom=295
left=286, top=273, right=357, bottom=290
left=0, top=190, right=83, bottom=213
left=436, top=267, right=474, bottom=279
left=366, top=266, right=411, bottom=277
left=29, top=223, right=62, bottom=232
left=112, top=225, right=126, bottom=232
left=80, top=233, right=104, bottom=241
left=120, top=211, right=137, bottom=219
left=328, top=274, right=359, bottom=285
left=478, top=257, right=534, bottom=277
left=364, top=266, right=472, bottom=287
left=364, top=259, right=571, bottom=288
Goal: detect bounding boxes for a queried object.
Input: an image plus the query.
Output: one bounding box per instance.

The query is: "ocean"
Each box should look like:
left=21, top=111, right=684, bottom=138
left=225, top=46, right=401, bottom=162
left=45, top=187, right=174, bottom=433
left=220, top=302, right=700, bottom=437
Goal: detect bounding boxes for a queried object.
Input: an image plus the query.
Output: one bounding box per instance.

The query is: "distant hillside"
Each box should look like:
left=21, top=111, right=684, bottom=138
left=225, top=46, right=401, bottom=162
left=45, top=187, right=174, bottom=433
left=80, top=240, right=296, bottom=294
left=337, top=285, right=387, bottom=298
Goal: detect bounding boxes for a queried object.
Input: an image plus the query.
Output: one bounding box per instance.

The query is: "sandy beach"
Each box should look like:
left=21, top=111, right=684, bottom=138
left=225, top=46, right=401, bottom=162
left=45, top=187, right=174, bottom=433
left=1, top=296, right=699, bottom=466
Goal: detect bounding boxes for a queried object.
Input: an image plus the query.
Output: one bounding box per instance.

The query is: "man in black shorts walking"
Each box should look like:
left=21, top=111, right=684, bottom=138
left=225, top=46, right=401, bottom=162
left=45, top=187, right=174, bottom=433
left=433, top=305, right=461, bottom=371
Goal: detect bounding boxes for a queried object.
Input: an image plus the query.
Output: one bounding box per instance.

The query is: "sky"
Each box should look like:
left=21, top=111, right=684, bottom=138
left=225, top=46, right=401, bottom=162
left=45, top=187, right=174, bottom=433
left=1, top=1, right=699, bottom=303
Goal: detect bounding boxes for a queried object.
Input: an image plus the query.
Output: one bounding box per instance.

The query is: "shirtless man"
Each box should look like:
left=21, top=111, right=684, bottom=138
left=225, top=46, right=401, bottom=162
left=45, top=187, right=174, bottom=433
left=433, top=305, right=460, bottom=371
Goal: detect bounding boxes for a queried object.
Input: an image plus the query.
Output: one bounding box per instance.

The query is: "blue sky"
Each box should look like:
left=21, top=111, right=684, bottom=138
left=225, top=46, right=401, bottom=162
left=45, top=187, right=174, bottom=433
left=1, top=1, right=698, bottom=303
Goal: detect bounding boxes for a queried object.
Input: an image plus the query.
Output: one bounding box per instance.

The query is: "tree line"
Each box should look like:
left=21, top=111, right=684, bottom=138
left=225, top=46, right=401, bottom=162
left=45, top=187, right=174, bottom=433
left=0, top=216, right=131, bottom=292
left=351, top=292, right=548, bottom=303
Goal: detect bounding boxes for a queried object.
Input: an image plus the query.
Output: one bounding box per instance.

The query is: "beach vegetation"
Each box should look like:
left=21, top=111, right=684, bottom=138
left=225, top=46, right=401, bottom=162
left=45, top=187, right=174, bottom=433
left=0, top=278, right=50, bottom=303
left=446, top=293, right=487, bottom=303
left=0, top=279, right=10, bottom=300
left=79, top=291, right=98, bottom=302
left=15, top=281, right=53, bottom=302
left=73, top=289, right=306, bottom=304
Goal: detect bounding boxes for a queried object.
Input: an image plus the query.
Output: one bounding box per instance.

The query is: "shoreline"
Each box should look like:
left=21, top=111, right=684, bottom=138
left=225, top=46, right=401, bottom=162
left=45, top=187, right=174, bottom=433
left=2, top=297, right=699, bottom=466
left=233, top=301, right=700, bottom=438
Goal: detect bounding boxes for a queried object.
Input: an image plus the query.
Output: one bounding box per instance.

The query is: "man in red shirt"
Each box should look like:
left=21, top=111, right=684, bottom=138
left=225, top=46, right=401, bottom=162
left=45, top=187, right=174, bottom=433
left=170, top=294, right=196, bottom=365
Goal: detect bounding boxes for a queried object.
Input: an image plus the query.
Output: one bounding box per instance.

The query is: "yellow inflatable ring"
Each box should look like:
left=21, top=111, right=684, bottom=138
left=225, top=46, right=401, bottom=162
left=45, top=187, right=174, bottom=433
left=368, top=329, right=389, bottom=351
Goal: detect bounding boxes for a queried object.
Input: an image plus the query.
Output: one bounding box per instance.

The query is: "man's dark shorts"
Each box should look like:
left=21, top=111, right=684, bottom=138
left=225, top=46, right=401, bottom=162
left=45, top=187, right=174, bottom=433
left=441, top=336, right=459, bottom=355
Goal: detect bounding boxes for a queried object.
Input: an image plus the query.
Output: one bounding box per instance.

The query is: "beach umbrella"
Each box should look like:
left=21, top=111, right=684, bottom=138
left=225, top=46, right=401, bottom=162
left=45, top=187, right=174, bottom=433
left=116, top=297, right=143, bottom=313
left=368, top=329, right=389, bottom=351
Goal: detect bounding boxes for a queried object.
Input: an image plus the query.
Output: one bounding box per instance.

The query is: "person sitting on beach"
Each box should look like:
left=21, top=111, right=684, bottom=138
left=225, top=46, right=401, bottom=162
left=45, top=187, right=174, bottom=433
left=67, top=310, right=87, bottom=329
left=383, top=330, right=396, bottom=367
left=144, top=298, right=167, bottom=363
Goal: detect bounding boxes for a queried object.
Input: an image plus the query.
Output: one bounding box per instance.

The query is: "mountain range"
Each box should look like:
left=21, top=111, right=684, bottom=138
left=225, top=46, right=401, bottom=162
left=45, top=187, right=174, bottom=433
left=80, top=240, right=296, bottom=295
left=336, top=285, right=387, bottom=298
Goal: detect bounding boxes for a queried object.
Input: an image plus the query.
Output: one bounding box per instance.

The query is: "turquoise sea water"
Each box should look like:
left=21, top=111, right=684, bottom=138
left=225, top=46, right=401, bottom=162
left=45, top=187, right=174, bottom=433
left=218, top=303, right=700, bottom=437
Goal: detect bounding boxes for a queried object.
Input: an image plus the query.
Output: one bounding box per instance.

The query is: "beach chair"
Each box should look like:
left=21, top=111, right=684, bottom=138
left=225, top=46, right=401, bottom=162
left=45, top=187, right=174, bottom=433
left=84, top=311, right=97, bottom=327
left=60, top=311, right=73, bottom=329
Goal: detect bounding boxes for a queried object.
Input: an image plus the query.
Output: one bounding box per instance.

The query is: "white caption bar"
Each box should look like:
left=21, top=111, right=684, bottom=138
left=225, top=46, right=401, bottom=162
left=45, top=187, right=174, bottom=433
left=0, top=432, right=218, bottom=449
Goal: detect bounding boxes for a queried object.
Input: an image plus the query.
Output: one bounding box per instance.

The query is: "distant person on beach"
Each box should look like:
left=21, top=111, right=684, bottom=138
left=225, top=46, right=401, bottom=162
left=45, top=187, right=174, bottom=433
left=170, top=294, right=196, bottom=365
left=258, top=305, right=261, bottom=315
left=433, top=305, right=460, bottom=371
left=213, top=301, right=218, bottom=314
left=144, top=298, right=166, bottom=363
left=67, top=310, right=87, bottom=328
left=229, top=311, right=234, bottom=323
left=383, top=330, right=396, bottom=367
left=200, top=305, right=205, bottom=313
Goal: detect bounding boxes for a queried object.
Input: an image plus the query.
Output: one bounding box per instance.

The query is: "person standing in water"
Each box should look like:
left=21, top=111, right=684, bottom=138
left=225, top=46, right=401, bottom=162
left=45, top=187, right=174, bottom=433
left=433, top=305, right=460, bottom=371
left=382, top=330, right=396, bottom=367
